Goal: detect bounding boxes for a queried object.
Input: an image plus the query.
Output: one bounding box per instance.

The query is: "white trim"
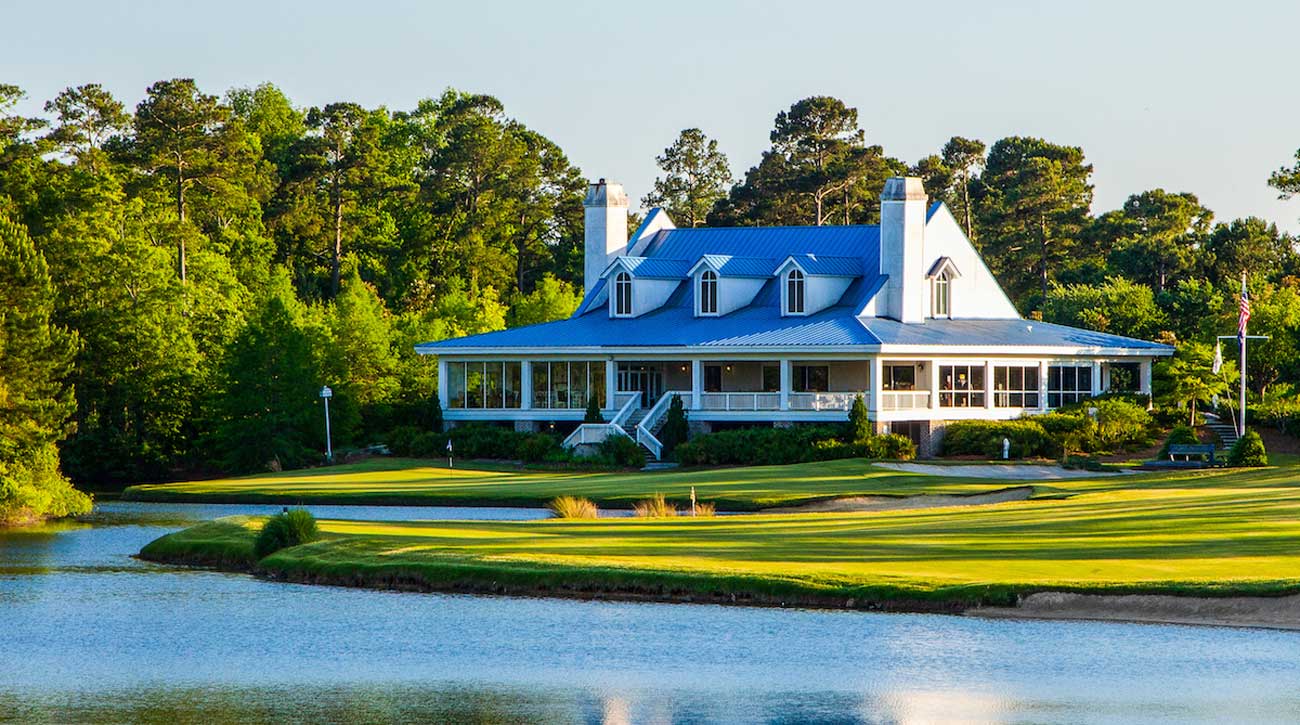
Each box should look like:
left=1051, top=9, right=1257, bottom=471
left=697, top=269, right=719, bottom=317
left=782, top=268, right=807, bottom=317
left=611, top=271, right=633, bottom=318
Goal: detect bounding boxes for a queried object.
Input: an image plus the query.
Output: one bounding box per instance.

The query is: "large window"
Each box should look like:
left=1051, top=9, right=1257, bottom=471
left=994, top=365, right=1040, bottom=408
left=933, top=271, right=951, bottom=318
left=614, top=272, right=632, bottom=317
left=530, top=361, right=606, bottom=410
left=704, top=365, right=722, bottom=392
left=883, top=364, right=916, bottom=391
left=1048, top=365, right=1092, bottom=408
left=793, top=365, right=828, bottom=392
left=786, top=269, right=805, bottom=315
left=446, top=362, right=523, bottom=409
left=939, top=364, right=985, bottom=408
left=762, top=365, right=780, bottom=393
left=699, top=270, right=718, bottom=315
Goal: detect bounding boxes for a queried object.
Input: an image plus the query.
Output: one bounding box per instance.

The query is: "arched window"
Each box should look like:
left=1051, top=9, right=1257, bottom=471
left=614, top=272, right=633, bottom=316
left=699, top=270, right=718, bottom=315
left=785, top=269, right=805, bottom=315
left=933, top=271, right=951, bottom=318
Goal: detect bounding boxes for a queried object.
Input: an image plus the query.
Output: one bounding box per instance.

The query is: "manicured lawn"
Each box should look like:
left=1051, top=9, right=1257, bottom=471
left=121, top=456, right=1222, bottom=510
left=141, top=456, right=1300, bottom=608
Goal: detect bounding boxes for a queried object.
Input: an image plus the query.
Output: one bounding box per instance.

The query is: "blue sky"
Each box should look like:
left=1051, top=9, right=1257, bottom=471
left=6, top=0, right=1299, bottom=230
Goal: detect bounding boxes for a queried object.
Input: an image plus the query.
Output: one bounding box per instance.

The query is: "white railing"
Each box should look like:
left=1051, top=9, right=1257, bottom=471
left=698, top=391, right=781, bottom=411
left=788, top=391, right=866, bottom=411
left=634, top=390, right=692, bottom=461
left=878, top=390, right=931, bottom=410
left=561, top=392, right=640, bottom=450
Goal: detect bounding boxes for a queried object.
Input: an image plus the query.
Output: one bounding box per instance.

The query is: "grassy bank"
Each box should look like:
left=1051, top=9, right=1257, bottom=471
left=121, top=456, right=1197, bottom=510
left=140, top=457, right=1300, bottom=612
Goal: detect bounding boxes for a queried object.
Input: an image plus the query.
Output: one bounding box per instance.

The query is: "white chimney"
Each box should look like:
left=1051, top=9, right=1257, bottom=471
left=583, top=178, right=629, bottom=293
left=879, top=176, right=928, bottom=323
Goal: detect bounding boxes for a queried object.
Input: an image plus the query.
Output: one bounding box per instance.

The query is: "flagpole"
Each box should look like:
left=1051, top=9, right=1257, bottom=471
left=1239, top=271, right=1247, bottom=439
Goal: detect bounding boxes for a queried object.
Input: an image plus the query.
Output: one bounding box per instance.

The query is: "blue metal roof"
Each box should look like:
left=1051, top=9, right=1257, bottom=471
left=606, top=256, right=693, bottom=279
left=695, top=254, right=778, bottom=277
left=641, top=225, right=879, bottom=260
left=862, top=318, right=1173, bottom=351
left=782, top=254, right=863, bottom=277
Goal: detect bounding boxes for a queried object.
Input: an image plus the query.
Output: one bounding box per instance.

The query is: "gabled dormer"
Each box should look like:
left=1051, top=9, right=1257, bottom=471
left=773, top=254, right=861, bottom=317
left=686, top=255, right=773, bottom=317
left=927, top=256, right=961, bottom=319
left=600, top=256, right=689, bottom=318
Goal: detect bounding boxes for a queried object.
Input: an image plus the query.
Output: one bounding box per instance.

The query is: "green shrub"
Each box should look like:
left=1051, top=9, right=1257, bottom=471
left=1158, top=425, right=1199, bottom=457
left=518, top=433, right=562, bottom=463
left=861, top=433, right=917, bottom=460
left=846, top=394, right=871, bottom=442
left=633, top=493, right=677, bottom=517
left=1083, top=398, right=1155, bottom=451
left=254, top=508, right=319, bottom=559
left=548, top=495, right=598, bottom=519
left=583, top=395, right=604, bottom=424
left=941, top=419, right=1055, bottom=459
left=1228, top=429, right=1268, bottom=467
left=595, top=434, right=644, bottom=468
left=660, top=395, right=689, bottom=456
left=385, top=425, right=422, bottom=456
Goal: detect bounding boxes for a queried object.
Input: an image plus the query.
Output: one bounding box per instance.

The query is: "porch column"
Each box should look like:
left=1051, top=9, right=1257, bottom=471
left=691, top=359, right=703, bottom=409
left=928, top=360, right=940, bottom=410
left=1139, top=358, right=1153, bottom=397
left=984, top=359, right=994, bottom=411
left=520, top=360, right=533, bottom=410
left=604, top=359, right=617, bottom=409
left=779, top=359, right=792, bottom=411
left=437, top=358, right=449, bottom=411
left=867, top=357, right=881, bottom=414
left=1090, top=361, right=1103, bottom=397
left=1038, top=360, right=1048, bottom=410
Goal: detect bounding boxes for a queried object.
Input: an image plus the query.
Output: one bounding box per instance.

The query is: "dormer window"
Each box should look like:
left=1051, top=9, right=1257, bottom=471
left=699, top=270, right=718, bottom=315
left=933, top=270, right=951, bottom=318
left=614, top=272, right=632, bottom=317
left=785, top=269, right=805, bottom=315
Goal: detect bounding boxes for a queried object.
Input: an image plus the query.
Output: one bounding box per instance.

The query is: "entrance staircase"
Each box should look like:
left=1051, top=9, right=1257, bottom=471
left=1206, top=421, right=1240, bottom=450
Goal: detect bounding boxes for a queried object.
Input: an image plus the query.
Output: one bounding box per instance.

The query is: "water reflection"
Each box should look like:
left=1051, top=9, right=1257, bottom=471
left=2, top=502, right=1299, bottom=723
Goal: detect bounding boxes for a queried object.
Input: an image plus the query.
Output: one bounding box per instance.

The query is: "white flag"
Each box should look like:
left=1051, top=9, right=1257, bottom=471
left=1212, top=341, right=1223, bottom=374
left=446, top=439, right=453, bottom=453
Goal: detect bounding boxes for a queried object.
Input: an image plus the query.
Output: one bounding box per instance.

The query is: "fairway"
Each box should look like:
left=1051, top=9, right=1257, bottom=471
left=142, top=456, right=1300, bottom=610
left=122, top=457, right=1204, bottom=510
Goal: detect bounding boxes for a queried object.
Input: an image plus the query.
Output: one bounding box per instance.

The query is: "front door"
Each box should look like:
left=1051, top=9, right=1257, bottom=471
left=617, top=364, right=664, bottom=407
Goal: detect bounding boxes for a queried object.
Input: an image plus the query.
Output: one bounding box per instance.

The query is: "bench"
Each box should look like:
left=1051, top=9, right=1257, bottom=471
left=1168, top=443, right=1219, bottom=466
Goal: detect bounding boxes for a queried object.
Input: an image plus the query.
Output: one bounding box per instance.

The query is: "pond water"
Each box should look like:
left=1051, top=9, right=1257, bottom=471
left=2, top=501, right=1299, bottom=723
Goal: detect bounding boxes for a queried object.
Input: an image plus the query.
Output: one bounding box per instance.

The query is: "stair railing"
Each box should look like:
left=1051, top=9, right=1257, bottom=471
left=634, top=391, right=691, bottom=461
left=562, top=392, right=640, bottom=450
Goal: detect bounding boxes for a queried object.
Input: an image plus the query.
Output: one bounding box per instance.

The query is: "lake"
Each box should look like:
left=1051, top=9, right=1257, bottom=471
left=2, top=501, right=1298, bottom=723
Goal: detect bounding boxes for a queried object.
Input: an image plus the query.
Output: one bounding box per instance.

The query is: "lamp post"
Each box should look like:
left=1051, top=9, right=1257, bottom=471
left=320, top=385, right=333, bottom=463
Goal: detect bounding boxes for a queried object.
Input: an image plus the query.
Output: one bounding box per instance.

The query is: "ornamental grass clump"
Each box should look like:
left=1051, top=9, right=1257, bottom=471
left=548, top=495, right=599, bottom=519
left=691, top=501, right=716, bottom=517
left=253, top=508, right=319, bottom=559
left=633, top=493, right=677, bottom=518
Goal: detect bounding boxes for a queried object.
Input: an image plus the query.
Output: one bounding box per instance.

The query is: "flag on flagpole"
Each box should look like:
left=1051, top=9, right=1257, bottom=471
left=1212, top=340, right=1223, bottom=374
left=1238, top=273, right=1251, bottom=340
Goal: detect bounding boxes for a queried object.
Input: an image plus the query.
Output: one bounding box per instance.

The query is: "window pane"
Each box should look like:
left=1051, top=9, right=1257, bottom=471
left=570, top=362, right=587, bottom=409
left=505, top=362, right=521, bottom=408
left=485, top=362, right=503, bottom=408
left=1079, top=366, right=1092, bottom=392
left=466, top=363, right=483, bottom=408
left=590, top=362, right=606, bottom=408
left=762, top=366, right=780, bottom=392
left=705, top=365, right=722, bottom=392
left=532, top=362, right=549, bottom=408
left=552, top=362, right=569, bottom=408
left=808, top=366, right=828, bottom=392
left=1025, top=367, right=1039, bottom=390
left=448, top=362, right=466, bottom=409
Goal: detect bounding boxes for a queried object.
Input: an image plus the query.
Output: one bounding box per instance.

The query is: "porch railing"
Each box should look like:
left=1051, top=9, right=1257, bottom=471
left=635, top=390, right=692, bottom=461
left=878, top=390, right=931, bottom=410
left=698, top=391, right=780, bottom=411
left=788, top=391, right=866, bottom=411
left=561, top=392, right=640, bottom=450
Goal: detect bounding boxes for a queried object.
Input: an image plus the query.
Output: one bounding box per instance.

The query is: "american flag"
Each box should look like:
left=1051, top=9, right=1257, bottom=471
left=1237, top=273, right=1251, bottom=339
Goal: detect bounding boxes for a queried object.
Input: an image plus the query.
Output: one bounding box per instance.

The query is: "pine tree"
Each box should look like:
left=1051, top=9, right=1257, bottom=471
left=847, top=394, right=871, bottom=443
left=660, top=394, right=689, bottom=457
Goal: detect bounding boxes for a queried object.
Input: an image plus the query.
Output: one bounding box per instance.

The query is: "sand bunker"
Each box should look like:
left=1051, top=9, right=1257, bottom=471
left=971, top=591, right=1300, bottom=630
left=874, top=462, right=1127, bottom=480
left=768, top=486, right=1033, bottom=513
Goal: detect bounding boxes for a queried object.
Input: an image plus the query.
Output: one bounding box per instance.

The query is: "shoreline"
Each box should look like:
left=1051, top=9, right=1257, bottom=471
left=139, top=538, right=1300, bottom=632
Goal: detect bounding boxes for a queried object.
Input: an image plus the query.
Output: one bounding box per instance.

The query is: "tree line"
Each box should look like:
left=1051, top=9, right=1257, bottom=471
left=2, top=80, right=1299, bottom=512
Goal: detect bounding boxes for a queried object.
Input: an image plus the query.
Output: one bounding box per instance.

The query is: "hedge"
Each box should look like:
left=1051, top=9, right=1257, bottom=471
left=940, top=419, right=1057, bottom=459
left=674, top=426, right=915, bottom=466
